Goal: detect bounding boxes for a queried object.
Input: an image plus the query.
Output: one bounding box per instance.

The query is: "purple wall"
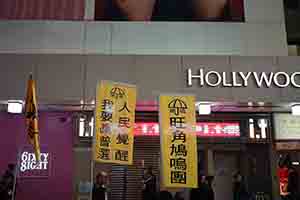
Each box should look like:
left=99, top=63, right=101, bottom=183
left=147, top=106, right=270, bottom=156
left=0, top=112, right=74, bottom=200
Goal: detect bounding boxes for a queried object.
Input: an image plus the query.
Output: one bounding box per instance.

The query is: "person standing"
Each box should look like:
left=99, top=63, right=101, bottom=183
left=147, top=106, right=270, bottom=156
left=142, top=166, right=157, bottom=200
left=174, top=191, right=184, bottom=200
left=233, top=171, right=249, bottom=200
left=0, top=164, right=16, bottom=200
left=93, top=172, right=108, bottom=200
left=277, top=154, right=299, bottom=200
left=159, top=191, right=174, bottom=200
left=286, top=155, right=299, bottom=200
left=190, top=174, right=210, bottom=200
left=206, top=176, right=215, bottom=200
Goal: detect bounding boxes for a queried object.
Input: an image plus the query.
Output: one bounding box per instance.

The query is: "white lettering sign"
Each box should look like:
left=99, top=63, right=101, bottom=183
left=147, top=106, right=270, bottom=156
left=20, top=151, right=49, bottom=172
left=187, top=68, right=300, bottom=88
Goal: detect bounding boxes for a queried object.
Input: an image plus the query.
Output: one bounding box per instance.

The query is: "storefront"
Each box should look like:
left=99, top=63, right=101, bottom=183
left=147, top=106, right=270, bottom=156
left=274, top=113, right=300, bottom=195
left=74, top=111, right=274, bottom=200
left=0, top=55, right=299, bottom=200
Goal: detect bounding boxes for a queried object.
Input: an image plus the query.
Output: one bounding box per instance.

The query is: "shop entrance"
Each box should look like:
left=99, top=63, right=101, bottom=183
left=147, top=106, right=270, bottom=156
left=214, top=152, right=239, bottom=200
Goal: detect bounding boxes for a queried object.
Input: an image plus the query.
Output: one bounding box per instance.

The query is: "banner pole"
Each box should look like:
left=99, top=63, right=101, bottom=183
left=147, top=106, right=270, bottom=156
left=12, top=149, right=21, bottom=200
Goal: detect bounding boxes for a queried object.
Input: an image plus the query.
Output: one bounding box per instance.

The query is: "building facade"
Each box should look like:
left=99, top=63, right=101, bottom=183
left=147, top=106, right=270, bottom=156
left=0, top=1, right=299, bottom=200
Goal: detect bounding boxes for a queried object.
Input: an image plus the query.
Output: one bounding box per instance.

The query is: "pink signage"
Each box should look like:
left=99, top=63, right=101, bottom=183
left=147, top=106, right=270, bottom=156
left=134, top=122, right=240, bottom=137
left=18, top=146, right=51, bottom=178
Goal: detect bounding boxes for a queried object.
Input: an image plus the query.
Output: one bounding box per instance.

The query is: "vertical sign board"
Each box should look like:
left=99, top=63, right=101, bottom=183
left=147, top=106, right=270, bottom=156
left=159, top=95, right=198, bottom=188
left=94, top=81, right=137, bottom=165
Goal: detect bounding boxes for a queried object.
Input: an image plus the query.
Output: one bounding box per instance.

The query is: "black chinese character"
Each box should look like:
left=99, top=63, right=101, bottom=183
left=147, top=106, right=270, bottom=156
left=115, top=150, right=129, bottom=161
left=100, top=136, right=111, bottom=147
left=168, top=98, right=188, bottom=116
left=116, top=134, right=129, bottom=145
left=172, top=131, right=186, bottom=143
left=101, top=100, right=113, bottom=121
left=170, top=158, right=187, bottom=170
left=101, top=112, right=112, bottom=122
left=110, top=87, right=125, bottom=99
left=170, top=117, right=186, bottom=129
left=119, top=102, right=130, bottom=113
left=119, top=117, right=131, bottom=128
left=171, top=171, right=186, bottom=184
left=98, top=148, right=110, bottom=160
left=101, top=99, right=113, bottom=111
left=170, top=144, right=187, bottom=157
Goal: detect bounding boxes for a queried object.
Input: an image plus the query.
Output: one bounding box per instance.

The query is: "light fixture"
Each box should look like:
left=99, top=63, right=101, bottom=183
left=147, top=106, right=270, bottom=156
left=79, top=117, right=85, bottom=137
left=258, top=102, right=265, bottom=106
left=7, top=100, right=23, bottom=114
left=197, top=103, right=211, bottom=115
left=292, top=161, right=300, bottom=166
left=291, top=104, right=300, bottom=116
left=247, top=102, right=253, bottom=107
left=258, top=119, right=267, bottom=139
left=249, top=118, right=255, bottom=139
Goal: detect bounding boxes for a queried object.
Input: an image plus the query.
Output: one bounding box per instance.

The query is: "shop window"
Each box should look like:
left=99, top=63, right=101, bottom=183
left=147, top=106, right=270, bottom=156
left=78, top=116, right=241, bottom=138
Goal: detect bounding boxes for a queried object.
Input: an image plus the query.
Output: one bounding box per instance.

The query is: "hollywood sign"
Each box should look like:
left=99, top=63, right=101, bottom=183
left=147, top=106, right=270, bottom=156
left=187, top=68, right=300, bottom=88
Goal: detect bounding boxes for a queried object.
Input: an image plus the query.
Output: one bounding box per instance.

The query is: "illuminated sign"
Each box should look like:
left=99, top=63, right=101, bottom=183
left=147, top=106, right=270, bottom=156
left=249, top=118, right=268, bottom=140
left=134, top=122, right=240, bottom=137
left=188, top=68, right=300, bottom=88
left=18, top=147, right=50, bottom=178
left=79, top=117, right=240, bottom=138
left=20, top=152, right=49, bottom=172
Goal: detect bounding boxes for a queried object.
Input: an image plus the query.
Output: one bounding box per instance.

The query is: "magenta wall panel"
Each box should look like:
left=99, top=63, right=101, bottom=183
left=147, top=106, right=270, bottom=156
left=0, top=112, right=74, bottom=200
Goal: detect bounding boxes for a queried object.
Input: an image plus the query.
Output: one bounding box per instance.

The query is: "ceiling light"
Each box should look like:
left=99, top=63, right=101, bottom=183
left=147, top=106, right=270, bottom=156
left=258, top=102, right=265, bottom=106
left=197, top=103, right=211, bottom=115
left=292, top=104, right=300, bottom=116
left=7, top=100, right=23, bottom=114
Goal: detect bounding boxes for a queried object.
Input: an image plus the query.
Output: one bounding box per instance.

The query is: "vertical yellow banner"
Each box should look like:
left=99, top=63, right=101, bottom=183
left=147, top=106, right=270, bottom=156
left=159, top=95, right=198, bottom=188
left=94, top=81, right=136, bottom=165
left=25, top=75, right=41, bottom=161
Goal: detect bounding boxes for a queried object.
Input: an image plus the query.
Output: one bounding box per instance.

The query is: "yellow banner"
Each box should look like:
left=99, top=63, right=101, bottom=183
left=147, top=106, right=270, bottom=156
left=94, top=81, right=136, bottom=165
left=159, top=95, right=198, bottom=188
left=25, top=75, right=41, bottom=161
